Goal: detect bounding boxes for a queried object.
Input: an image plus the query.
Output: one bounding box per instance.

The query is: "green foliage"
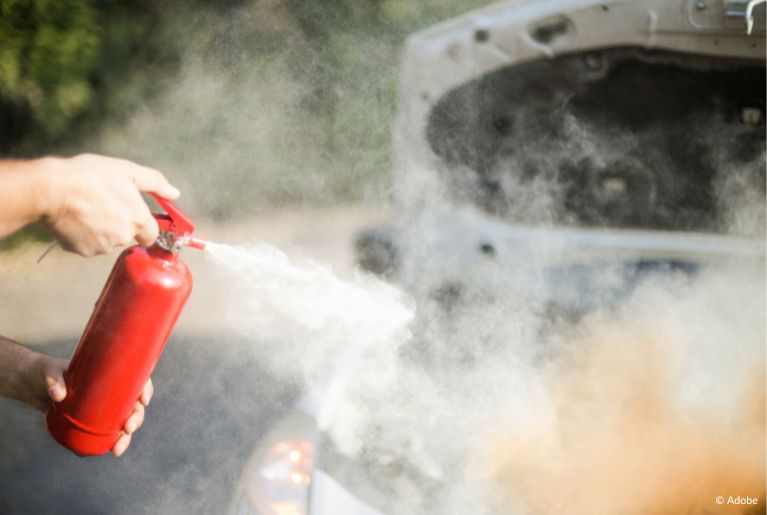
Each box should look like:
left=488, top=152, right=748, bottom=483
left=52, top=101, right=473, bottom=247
left=0, top=222, right=49, bottom=250
left=1, top=0, right=100, bottom=141
left=0, top=0, right=167, bottom=151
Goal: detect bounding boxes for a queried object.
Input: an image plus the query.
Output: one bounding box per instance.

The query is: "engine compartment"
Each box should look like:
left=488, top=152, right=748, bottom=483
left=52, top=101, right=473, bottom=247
left=426, top=48, right=766, bottom=234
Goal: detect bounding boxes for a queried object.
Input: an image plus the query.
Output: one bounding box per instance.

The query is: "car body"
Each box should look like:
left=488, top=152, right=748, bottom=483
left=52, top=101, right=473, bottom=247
left=229, top=1, right=765, bottom=513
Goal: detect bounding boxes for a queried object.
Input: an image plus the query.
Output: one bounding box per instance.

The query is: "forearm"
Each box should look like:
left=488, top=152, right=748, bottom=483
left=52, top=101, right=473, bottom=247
left=0, top=336, right=41, bottom=407
left=0, top=158, right=60, bottom=238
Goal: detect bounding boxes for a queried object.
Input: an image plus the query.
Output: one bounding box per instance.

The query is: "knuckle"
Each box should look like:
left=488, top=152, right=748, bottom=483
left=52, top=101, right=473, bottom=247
left=138, top=217, right=159, bottom=239
left=135, top=214, right=154, bottom=231
left=144, top=223, right=159, bottom=240
left=74, top=153, right=97, bottom=167
left=79, top=245, right=96, bottom=258
left=113, top=217, right=135, bottom=246
left=120, top=229, right=135, bottom=246
left=98, top=235, right=114, bottom=253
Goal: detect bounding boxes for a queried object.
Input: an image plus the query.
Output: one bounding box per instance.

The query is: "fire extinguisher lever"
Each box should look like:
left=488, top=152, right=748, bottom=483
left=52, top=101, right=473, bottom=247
left=149, top=193, right=207, bottom=252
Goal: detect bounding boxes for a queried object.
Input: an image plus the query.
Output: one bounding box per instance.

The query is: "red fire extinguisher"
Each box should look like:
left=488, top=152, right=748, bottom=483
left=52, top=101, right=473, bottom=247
left=46, top=193, right=206, bottom=456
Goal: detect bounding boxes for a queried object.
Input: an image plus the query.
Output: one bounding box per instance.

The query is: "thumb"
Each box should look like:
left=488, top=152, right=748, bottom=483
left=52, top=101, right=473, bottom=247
left=42, top=359, right=68, bottom=402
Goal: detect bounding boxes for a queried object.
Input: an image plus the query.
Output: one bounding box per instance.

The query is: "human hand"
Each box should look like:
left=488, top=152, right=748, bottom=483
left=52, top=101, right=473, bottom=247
left=32, top=353, right=154, bottom=457
left=37, top=153, right=180, bottom=257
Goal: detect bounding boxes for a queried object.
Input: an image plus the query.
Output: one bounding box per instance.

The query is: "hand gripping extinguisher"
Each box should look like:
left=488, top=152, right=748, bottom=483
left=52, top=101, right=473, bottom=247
left=46, top=193, right=206, bottom=456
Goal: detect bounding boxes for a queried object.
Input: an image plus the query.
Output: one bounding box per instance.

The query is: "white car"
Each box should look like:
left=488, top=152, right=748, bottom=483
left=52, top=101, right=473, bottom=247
left=230, top=1, right=765, bottom=514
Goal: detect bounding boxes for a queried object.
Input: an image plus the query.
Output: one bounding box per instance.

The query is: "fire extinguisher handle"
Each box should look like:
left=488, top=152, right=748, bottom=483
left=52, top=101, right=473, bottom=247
left=149, top=193, right=197, bottom=236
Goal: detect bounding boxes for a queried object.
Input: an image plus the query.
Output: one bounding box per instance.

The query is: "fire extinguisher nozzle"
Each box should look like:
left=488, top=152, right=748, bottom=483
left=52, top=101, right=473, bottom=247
left=188, top=237, right=207, bottom=250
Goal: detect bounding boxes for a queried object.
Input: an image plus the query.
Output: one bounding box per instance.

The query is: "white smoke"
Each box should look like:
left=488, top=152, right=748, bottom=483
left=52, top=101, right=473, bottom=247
left=204, top=218, right=764, bottom=514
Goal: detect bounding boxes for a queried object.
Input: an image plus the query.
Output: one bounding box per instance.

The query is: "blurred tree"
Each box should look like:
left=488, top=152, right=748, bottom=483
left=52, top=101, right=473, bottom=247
left=1, top=0, right=98, bottom=150
left=0, top=0, right=171, bottom=154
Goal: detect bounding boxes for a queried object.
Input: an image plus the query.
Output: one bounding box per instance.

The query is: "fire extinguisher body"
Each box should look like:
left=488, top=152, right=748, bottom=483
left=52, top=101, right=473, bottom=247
left=46, top=244, right=192, bottom=456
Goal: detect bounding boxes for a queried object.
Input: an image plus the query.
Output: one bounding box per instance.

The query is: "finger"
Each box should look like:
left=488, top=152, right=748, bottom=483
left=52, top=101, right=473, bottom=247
left=124, top=402, right=145, bottom=434
left=112, top=432, right=131, bottom=457
left=133, top=203, right=159, bottom=248
left=42, top=358, right=68, bottom=402
left=123, top=164, right=180, bottom=200
left=134, top=219, right=159, bottom=248
left=140, top=378, right=154, bottom=406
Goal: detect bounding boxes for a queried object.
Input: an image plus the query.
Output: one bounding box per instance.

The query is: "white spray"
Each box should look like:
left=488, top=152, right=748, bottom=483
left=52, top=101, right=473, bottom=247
left=204, top=240, right=415, bottom=454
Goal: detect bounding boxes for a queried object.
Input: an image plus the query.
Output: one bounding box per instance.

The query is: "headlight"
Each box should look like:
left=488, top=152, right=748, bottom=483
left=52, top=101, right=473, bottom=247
left=230, top=412, right=317, bottom=515
left=252, top=439, right=314, bottom=515
left=230, top=407, right=388, bottom=515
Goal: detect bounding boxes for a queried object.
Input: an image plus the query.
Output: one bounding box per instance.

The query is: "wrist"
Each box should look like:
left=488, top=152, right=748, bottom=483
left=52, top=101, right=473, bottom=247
left=33, top=156, right=68, bottom=224
left=0, top=338, right=42, bottom=406
left=15, top=350, right=43, bottom=405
